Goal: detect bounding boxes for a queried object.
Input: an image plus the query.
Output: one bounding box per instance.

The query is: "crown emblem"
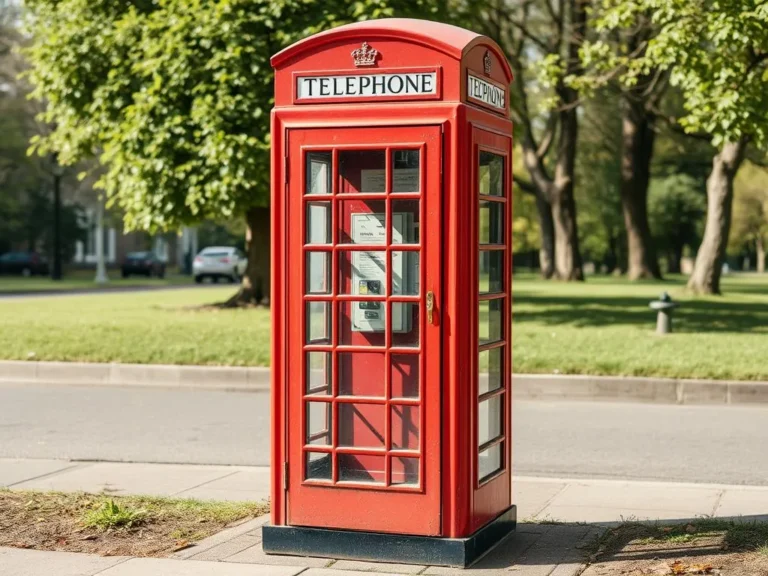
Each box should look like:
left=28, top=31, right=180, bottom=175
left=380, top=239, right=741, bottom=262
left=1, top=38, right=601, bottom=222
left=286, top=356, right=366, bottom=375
left=352, top=42, right=378, bottom=67
left=483, top=51, right=492, bottom=75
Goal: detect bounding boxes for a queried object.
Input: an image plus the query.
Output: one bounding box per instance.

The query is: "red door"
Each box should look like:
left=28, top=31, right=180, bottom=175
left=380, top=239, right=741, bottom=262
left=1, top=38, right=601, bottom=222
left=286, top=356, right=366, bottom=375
left=285, top=125, right=442, bottom=535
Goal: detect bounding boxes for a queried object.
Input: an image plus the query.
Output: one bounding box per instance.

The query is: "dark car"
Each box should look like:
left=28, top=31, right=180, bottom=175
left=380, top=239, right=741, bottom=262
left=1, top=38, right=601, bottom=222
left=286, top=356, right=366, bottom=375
left=0, top=252, right=50, bottom=276
left=121, top=251, right=166, bottom=278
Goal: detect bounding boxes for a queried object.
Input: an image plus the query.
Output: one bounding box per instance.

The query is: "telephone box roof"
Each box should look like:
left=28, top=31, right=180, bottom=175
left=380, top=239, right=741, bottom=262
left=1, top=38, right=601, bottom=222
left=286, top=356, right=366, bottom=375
left=271, top=18, right=513, bottom=82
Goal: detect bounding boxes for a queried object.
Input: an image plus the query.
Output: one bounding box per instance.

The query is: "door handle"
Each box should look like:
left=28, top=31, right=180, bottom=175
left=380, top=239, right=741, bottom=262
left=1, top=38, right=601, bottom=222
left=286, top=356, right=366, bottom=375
left=426, top=291, right=435, bottom=325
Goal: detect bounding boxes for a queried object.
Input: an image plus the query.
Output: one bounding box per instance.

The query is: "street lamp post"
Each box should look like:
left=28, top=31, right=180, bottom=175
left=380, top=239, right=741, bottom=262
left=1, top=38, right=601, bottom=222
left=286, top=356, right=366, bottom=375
left=51, top=156, right=63, bottom=281
left=94, top=195, right=109, bottom=284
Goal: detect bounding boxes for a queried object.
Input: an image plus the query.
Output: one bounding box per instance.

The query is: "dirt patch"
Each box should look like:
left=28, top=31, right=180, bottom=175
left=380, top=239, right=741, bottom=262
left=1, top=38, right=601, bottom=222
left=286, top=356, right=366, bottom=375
left=583, top=520, right=768, bottom=576
left=0, top=490, right=269, bottom=557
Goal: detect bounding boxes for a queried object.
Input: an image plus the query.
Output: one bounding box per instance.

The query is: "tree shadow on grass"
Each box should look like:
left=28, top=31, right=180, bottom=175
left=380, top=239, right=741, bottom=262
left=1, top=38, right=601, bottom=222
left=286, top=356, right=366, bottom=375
left=512, top=294, right=768, bottom=333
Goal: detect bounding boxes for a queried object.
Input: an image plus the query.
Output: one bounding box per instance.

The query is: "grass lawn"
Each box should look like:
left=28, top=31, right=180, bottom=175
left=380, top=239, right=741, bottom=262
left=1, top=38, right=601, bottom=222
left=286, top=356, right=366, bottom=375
left=0, top=288, right=271, bottom=366
left=1, top=273, right=768, bottom=379
left=0, top=270, right=194, bottom=293
left=0, top=489, right=268, bottom=557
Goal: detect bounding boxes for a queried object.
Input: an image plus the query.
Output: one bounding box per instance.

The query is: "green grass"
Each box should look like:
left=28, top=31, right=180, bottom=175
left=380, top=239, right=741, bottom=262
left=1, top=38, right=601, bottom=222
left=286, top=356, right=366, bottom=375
left=2, top=272, right=768, bottom=379
left=0, top=288, right=271, bottom=366
left=0, top=270, right=194, bottom=293
left=83, top=499, right=148, bottom=530
left=512, top=272, right=768, bottom=380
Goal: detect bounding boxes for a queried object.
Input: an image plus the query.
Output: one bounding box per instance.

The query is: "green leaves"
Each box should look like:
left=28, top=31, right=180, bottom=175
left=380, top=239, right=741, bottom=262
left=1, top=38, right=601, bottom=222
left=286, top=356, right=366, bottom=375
left=24, top=0, right=439, bottom=233
left=589, top=0, right=768, bottom=147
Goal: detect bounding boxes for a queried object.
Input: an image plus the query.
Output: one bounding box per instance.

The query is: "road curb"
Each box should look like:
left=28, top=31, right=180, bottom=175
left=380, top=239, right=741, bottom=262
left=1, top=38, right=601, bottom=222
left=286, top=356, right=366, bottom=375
left=0, top=360, right=270, bottom=392
left=514, top=373, right=768, bottom=405
left=2, top=361, right=768, bottom=404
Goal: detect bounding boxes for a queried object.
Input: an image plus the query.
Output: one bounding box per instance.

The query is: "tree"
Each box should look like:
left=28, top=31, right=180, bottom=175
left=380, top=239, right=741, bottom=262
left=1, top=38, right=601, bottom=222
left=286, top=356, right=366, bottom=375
left=648, top=174, right=705, bottom=274
left=460, top=0, right=586, bottom=280
left=24, top=0, right=443, bottom=304
left=729, top=162, right=768, bottom=273
left=594, top=0, right=768, bottom=294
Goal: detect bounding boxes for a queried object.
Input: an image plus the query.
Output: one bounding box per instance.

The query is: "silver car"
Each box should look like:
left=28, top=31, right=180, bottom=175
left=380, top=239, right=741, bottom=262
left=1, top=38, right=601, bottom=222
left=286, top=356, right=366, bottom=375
left=193, top=247, right=247, bottom=283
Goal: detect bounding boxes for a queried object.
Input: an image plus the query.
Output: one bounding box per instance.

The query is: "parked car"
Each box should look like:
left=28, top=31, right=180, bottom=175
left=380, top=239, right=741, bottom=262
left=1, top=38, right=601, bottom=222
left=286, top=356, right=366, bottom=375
left=0, top=252, right=49, bottom=276
left=121, top=251, right=166, bottom=278
left=193, top=247, right=247, bottom=283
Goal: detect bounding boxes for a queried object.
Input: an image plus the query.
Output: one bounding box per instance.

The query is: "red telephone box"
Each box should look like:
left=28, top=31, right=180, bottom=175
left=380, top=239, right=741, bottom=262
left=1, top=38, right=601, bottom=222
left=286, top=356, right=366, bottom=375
left=264, top=18, right=515, bottom=567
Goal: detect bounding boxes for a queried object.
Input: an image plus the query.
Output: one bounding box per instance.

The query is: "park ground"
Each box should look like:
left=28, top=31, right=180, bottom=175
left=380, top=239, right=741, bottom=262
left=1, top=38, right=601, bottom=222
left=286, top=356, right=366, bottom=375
left=1, top=273, right=768, bottom=380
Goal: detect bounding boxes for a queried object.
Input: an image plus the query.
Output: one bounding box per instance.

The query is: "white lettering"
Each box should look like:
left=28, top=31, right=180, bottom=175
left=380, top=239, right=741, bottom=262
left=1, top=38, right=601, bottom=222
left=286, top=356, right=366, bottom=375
left=467, top=74, right=506, bottom=111
left=297, top=72, right=438, bottom=100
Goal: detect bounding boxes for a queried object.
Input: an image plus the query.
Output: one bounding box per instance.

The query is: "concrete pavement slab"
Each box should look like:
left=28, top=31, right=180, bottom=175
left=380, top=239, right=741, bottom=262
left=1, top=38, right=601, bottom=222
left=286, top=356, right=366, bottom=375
left=175, top=468, right=270, bottom=501
left=536, top=479, right=722, bottom=523
left=98, top=557, right=304, bottom=576
left=513, top=478, right=567, bottom=519
left=0, top=547, right=128, bottom=576
left=0, top=457, right=78, bottom=487
left=174, top=517, right=269, bottom=560
left=11, top=462, right=237, bottom=496
left=330, top=559, right=427, bottom=574
left=303, top=569, right=412, bottom=576
left=225, top=543, right=333, bottom=567
left=715, top=487, right=768, bottom=518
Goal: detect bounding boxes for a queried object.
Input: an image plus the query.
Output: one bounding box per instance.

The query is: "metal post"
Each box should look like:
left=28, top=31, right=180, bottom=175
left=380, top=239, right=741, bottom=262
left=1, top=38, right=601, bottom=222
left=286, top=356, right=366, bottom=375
left=52, top=159, right=62, bottom=281
left=94, top=196, right=109, bottom=284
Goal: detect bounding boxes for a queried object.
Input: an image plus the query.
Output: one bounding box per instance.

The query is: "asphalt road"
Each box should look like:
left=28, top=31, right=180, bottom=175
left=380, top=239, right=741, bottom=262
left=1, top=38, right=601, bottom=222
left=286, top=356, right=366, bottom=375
left=1, top=381, right=767, bottom=485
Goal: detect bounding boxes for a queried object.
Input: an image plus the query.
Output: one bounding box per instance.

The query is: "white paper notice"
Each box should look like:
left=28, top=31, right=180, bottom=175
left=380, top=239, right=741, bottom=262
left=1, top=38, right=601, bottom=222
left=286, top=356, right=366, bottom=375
left=360, top=169, right=419, bottom=193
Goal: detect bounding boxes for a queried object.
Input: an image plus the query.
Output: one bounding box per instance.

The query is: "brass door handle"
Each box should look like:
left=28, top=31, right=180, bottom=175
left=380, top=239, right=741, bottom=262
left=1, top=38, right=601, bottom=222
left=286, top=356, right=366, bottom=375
left=426, top=291, right=435, bottom=325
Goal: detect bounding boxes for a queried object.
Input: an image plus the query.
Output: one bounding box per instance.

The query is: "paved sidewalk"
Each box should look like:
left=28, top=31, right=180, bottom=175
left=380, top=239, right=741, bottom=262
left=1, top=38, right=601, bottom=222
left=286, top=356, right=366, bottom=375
left=4, top=459, right=768, bottom=575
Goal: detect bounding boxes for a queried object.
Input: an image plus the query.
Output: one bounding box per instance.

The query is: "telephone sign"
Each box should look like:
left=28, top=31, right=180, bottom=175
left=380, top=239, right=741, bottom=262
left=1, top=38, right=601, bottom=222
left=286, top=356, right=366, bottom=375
left=265, top=18, right=515, bottom=568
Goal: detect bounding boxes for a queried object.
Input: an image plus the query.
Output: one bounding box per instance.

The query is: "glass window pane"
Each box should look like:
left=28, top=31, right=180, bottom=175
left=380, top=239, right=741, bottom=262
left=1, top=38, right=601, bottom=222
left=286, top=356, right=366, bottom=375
left=306, top=352, right=331, bottom=395
left=340, top=300, right=386, bottom=346
left=478, top=395, right=503, bottom=446
left=339, top=403, right=385, bottom=448
left=306, top=152, right=331, bottom=195
left=306, top=202, right=331, bottom=244
left=392, top=150, right=420, bottom=193
left=392, top=251, right=419, bottom=296
left=306, top=401, right=331, bottom=446
left=339, top=250, right=385, bottom=295
left=339, top=352, right=385, bottom=397
left=392, top=354, right=419, bottom=399
left=392, top=201, right=419, bottom=244
left=479, top=151, right=504, bottom=197
left=305, top=252, right=330, bottom=294
left=340, top=150, right=385, bottom=193
left=479, top=443, right=503, bottom=482
left=392, top=303, right=419, bottom=347
left=391, top=405, right=420, bottom=450
left=392, top=456, right=419, bottom=486
left=339, top=454, right=385, bottom=484
left=480, top=201, right=504, bottom=245
left=305, top=452, right=332, bottom=481
left=479, top=348, right=503, bottom=396
left=479, top=250, right=503, bottom=294
left=340, top=201, right=386, bottom=245
left=306, top=301, right=330, bottom=345
left=479, top=299, right=503, bottom=345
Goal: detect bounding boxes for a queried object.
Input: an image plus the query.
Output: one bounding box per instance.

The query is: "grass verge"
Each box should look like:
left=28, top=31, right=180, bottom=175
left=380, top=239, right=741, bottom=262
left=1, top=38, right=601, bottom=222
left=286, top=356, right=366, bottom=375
left=0, top=489, right=269, bottom=557
left=2, top=272, right=768, bottom=379
left=0, top=271, right=194, bottom=293
left=584, top=518, right=768, bottom=575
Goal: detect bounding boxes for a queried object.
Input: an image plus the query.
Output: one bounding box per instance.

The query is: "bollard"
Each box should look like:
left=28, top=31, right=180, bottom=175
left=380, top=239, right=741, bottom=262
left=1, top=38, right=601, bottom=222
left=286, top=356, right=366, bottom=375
left=649, top=292, right=678, bottom=334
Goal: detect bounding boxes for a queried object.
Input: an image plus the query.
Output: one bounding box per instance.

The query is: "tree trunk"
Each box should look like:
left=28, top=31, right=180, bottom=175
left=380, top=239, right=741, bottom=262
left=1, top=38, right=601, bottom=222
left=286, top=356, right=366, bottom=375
left=687, top=140, right=748, bottom=295
left=226, top=206, right=270, bottom=306
left=757, top=236, right=766, bottom=274
left=667, top=242, right=683, bottom=274
left=550, top=184, right=584, bottom=280
left=621, top=101, right=662, bottom=280
left=535, top=192, right=556, bottom=278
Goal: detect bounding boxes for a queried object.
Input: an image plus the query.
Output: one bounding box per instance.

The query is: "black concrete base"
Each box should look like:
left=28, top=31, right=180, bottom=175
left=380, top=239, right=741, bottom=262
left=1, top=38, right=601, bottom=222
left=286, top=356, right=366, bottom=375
left=262, top=505, right=516, bottom=568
